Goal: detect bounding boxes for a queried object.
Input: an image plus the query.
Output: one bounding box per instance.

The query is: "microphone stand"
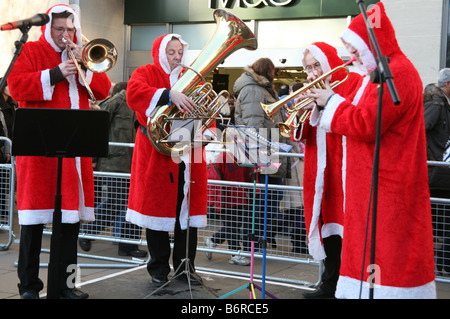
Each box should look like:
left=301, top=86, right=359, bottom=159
left=355, top=0, right=401, bottom=299
left=0, top=26, right=31, bottom=94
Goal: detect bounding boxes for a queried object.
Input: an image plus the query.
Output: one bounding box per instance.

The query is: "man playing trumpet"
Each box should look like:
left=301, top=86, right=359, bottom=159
left=292, top=42, right=361, bottom=298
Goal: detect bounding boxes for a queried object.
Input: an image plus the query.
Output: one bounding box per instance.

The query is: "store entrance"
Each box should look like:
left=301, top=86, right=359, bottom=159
left=206, top=66, right=307, bottom=96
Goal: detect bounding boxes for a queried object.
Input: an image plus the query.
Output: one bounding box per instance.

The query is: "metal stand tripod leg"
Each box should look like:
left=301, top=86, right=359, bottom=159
left=218, top=175, right=277, bottom=299
left=145, top=144, right=217, bottom=299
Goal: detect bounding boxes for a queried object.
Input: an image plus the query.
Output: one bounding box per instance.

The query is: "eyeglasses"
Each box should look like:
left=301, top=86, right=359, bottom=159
left=51, top=26, right=75, bottom=34
left=305, top=62, right=321, bottom=72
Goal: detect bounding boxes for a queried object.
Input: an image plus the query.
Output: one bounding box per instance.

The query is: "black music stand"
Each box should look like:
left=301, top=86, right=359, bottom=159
left=12, top=108, right=109, bottom=299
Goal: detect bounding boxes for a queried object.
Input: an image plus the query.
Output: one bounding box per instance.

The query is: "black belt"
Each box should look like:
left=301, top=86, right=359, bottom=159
left=139, top=124, right=149, bottom=138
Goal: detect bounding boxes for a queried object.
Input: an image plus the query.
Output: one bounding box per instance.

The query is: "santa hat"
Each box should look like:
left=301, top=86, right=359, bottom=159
left=304, top=42, right=347, bottom=82
left=152, top=34, right=189, bottom=86
left=42, top=4, right=82, bottom=52
left=340, top=2, right=401, bottom=74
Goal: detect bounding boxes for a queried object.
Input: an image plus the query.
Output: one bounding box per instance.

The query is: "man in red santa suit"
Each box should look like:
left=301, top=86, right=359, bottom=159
left=126, top=34, right=208, bottom=286
left=292, top=42, right=361, bottom=298
left=308, top=2, right=436, bottom=298
left=7, top=4, right=111, bottom=299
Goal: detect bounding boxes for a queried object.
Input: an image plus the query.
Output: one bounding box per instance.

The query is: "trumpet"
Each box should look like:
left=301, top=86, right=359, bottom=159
left=261, top=57, right=356, bottom=137
left=62, top=36, right=117, bottom=107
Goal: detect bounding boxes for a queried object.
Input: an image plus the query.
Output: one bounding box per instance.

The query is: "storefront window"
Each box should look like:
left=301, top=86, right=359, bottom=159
left=131, top=25, right=167, bottom=50
left=173, top=23, right=216, bottom=50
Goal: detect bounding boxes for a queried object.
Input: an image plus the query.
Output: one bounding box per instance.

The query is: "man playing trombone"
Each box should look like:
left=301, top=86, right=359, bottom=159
left=7, top=4, right=111, bottom=299
left=291, top=42, right=361, bottom=298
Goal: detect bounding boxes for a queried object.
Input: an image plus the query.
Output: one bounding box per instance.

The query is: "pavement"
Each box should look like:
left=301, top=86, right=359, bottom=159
left=1, top=218, right=449, bottom=304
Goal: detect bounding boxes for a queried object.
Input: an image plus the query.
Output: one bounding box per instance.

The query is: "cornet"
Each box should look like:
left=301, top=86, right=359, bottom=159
left=261, top=57, right=356, bottom=137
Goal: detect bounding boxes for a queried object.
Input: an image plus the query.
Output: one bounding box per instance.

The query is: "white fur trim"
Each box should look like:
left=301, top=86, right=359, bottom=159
left=336, top=276, right=436, bottom=299
left=179, top=154, right=191, bottom=230
left=340, top=29, right=377, bottom=74
left=74, top=157, right=93, bottom=222
left=320, top=94, right=345, bottom=132
left=45, top=5, right=82, bottom=51
left=158, top=34, right=188, bottom=75
left=353, top=76, right=370, bottom=104
left=178, top=152, right=207, bottom=230
left=18, top=209, right=86, bottom=225
left=308, top=237, right=326, bottom=261
left=187, top=215, right=207, bottom=229
left=80, top=206, right=95, bottom=222
left=307, top=45, right=332, bottom=74
left=61, top=49, right=80, bottom=110
left=67, top=75, right=80, bottom=109
left=307, top=126, right=327, bottom=261
left=321, top=222, right=343, bottom=239
left=170, top=66, right=183, bottom=87
left=342, top=136, right=347, bottom=211
left=146, top=88, right=165, bottom=117
left=79, top=70, right=93, bottom=88
left=126, top=208, right=176, bottom=231
left=309, top=105, right=322, bottom=127
left=291, top=116, right=303, bottom=142
left=40, top=69, right=54, bottom=100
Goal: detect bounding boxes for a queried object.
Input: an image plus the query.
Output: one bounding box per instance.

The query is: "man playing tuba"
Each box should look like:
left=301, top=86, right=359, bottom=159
left=126, top=34, right=206, bottom=287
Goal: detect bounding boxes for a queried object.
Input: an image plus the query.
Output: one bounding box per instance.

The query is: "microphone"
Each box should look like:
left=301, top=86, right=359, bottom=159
left=1, top=13, right=49, bottom=31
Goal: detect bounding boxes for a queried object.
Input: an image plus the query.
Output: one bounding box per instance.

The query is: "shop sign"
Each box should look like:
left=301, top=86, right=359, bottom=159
left=208, top=0, right=297, bottom=8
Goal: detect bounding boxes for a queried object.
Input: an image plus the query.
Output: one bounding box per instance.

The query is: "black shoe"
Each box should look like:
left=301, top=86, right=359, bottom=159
left=20, top=289, right=39, bottom=299
left=303, top=288, right=335, bottom=299
left=118, top=248, right=147, bottom=258
left=79, top=238, right=92, bottom=252
left=60, top=288, right=89, bottom=299
left=175, top=272, right=203, bottom=286
left=151, top=276, right=168, bottom=287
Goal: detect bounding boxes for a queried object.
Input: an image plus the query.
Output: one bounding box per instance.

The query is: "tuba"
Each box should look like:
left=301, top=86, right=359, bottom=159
left=148, top=9, right=257, bottom=156
left=261, top=58, right=355, bottom=137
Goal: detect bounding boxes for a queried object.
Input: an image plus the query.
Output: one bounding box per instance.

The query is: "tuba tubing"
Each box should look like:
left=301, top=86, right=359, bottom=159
left=148, top=9, right=257, bottom=156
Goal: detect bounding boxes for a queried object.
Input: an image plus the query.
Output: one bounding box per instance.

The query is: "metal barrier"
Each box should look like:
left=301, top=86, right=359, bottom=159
left=199, top=178, right=321, bottom=287
left=0, top=137, right=15, bottom=251
left=34, top=144, right=450, bottom=285
left=428, top=161, right=450, bottom=284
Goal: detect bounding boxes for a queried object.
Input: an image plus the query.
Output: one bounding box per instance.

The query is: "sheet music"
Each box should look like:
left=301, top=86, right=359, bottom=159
left=221, top=124, right=292, bottom=171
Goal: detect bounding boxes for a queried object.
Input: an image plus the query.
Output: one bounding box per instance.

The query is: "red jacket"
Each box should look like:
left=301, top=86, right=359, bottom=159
left=325, top=2, right=435, bottom=298
left=293, top=42, right=362, bottom=260
left=7, top=4, right=111, bottom=225
left=126, top=34, right=208, bottom=231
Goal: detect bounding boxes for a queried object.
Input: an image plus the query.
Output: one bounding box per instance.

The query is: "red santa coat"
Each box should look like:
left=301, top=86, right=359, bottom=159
left=316, top=3, right=436, bottom=298
left=126, top=34, right=208, bottom=231
left=7, top=4, right=111, bottom=225
left=293, top=42, right=362, bottom=260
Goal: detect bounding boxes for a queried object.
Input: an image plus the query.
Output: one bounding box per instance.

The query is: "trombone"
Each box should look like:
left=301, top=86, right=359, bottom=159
left=62, top=36, right=117, bottom=107
left=261, top=57, right=355, bottom=137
